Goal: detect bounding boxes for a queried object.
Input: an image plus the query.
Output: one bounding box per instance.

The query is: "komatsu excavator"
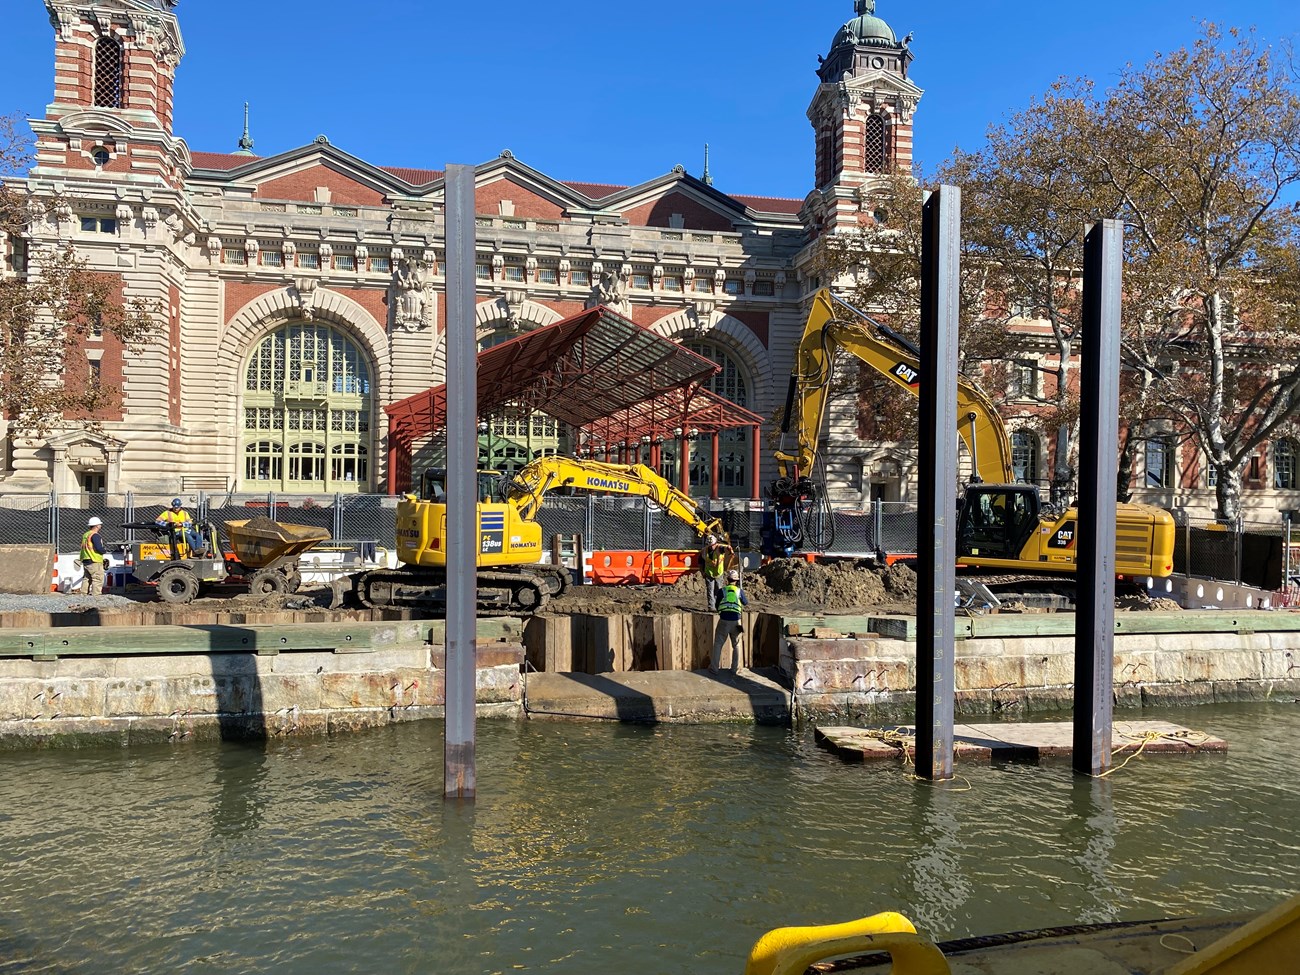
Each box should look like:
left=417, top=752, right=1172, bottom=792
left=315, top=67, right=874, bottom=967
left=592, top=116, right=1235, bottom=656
left=767, top=289, right=1175, bottom=598
left=352, top=456, right=727, bottom=614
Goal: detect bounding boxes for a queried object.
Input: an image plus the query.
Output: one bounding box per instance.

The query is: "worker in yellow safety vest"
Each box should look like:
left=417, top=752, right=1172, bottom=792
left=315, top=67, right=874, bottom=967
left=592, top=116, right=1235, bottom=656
left=702, top=533, right=728, bottom=611
left=80, top=516, right=107, bottom=596
left=155, top=498, right=205, bottom=557
left=709, top=568, right=750, bottom=675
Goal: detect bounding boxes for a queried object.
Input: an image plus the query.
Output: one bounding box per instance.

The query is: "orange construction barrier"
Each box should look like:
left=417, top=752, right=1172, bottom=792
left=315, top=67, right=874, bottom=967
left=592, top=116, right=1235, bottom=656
left=589, top=549, right=699, bottom=585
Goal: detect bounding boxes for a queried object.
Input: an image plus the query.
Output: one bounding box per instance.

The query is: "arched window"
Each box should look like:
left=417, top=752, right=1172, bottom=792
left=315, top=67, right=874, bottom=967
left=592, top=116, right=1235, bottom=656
left=1275, top=438, right=1298, bottom=490
left=242, top=323, right=372, bottom=491
left=93, top=37, right=124, bottom=109
left=863, top=114, right=889, bottom=173
left=1010, top=431, right=1039, bottom=484
left=678, top=341, right=751, bottom=497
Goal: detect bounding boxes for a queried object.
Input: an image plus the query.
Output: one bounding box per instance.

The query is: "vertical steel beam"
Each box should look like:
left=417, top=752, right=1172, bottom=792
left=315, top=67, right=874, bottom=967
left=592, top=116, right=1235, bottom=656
left=444, top=163, right=478, bottom=799
left=915, top=186, right=960, bottom=781
left=1073, top=220, right=1122, bottom=777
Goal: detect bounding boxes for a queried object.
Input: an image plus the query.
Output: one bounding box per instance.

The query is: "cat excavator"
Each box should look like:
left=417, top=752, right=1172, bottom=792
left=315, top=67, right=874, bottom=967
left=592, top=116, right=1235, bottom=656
left=352, top=456, right=727, bottom=614
left=767, top=288, right=1175, bottom=599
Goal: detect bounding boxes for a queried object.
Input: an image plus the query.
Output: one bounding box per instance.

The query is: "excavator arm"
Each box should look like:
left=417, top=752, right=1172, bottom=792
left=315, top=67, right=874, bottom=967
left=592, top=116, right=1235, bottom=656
left=504, top=457, right=728, bottom=544
left=774, top=289, right=1016, bottom=487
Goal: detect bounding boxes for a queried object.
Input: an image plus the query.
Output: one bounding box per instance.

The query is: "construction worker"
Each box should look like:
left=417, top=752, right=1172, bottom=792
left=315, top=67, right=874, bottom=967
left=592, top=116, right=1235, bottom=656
left=80, top=516, right=107, bottom=596
left=702, top=533, right=728, bottom=611
left=709, top=567, right=749, bottom=675
left=155, top=497, right=203, bottom=557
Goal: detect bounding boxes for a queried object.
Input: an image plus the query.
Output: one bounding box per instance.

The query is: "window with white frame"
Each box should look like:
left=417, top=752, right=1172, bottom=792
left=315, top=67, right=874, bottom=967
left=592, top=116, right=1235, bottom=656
left=1275, top=439, right=1298, bottom=489
left=80, top=216, right=116, bottom=234
left=1145, top=437, right=1175, bottom=488
left=1008, top=360, right=1037, bottom=400
left=1010, top=431, right=1039, bottom=484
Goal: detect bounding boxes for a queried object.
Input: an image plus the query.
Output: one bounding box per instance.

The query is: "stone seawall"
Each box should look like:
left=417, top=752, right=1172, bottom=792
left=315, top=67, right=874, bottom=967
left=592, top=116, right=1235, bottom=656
left=784, top=610, right=1300, bottom=722
left=0, top=618, right=525, bottom=747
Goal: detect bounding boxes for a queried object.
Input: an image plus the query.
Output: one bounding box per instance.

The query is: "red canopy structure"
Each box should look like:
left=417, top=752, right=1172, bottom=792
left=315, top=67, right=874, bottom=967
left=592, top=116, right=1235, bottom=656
left=384, top=304, right=766, bottom=497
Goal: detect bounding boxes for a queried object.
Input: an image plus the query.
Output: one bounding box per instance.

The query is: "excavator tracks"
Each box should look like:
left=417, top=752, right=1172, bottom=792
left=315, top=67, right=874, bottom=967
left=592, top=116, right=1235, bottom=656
left=351, top=564, right=569, bottom=616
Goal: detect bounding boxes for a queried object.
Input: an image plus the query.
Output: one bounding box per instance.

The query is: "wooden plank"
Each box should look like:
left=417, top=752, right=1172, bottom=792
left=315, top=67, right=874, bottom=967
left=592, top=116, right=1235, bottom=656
left=816, top=720, right=1227, bottom=763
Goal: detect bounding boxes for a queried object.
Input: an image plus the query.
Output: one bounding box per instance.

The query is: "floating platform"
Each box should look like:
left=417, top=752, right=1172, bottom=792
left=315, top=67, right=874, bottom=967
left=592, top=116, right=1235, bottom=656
left=816, top=720, right=1227, bottom=762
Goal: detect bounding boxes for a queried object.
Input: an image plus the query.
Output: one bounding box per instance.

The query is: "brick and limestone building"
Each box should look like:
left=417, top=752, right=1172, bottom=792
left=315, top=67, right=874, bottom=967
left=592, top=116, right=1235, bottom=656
left=0, top=0, right=932, bottom=506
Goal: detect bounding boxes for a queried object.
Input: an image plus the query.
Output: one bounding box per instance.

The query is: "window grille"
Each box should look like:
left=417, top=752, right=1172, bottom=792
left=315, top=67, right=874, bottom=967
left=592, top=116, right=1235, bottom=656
left=694, top=278, right=712, bottom=293
left=475, top=264, right=490, bottom=280
left=723, top=279, right=741, bottom=295
left=298, top=253, right=319, bottom=269
left=571, top=270, right=589, bottom=286
left=662, top=276, right=683, bottom=292
left=371, top=256, right=390, bottom=273
left=334, top=254, right=355, bottom=271
left=260, top=251, right=283, bottom=267
left=93, top=37, right=124, bottom=108
left=864, top=114, right=889, bottom=173
left=538, top=268, right=557, bottom=284
left=221, top=249, right=247, bottom=265
left=632, top=273, right=651, bottom=289
left=753, top=280, right=775, bottom=296
left=504, top=266, right=525, bottom=282
left=333, top=207, right=358, bottom=218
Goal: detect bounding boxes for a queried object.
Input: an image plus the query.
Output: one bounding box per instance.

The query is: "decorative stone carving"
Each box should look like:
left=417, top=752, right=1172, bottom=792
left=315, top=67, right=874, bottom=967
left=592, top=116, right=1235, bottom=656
left=291, top=277, right=318, bottom=320
left=355, top=244, right=369, bottom=264
left=319, top=242, right=333, bottom=263
left=504, top=288, right=526, bottom=329
left=775, top=270, right=787, bottom=290
left=525, top=256, right=537, bottom=273
left=491, top=253, right=503, bottom=274
left=115, top=203, right=133, bottom=236
left=652, top=265, right=663, bottom=283
left=713, top=268, right=727, bottom=287
left=559, top=258, right=571, bottom=276
left=141, top=206, right=159, bottom=237
left=586, top=270, right=629, bottom=315
left=282, top=240, right=297, bottom=258
left=619, top=263, right=632, bottom=284
left=206, top=236, right=221, bottom=262
left=391, top=247, right=404, bottom=265
left=393, top=258, right=429, bottom=331
left=591, top=260, right=604, bottom=278
left=683, top=267, right=695, bottom=282
left=244, top=237, right=259, bottom=257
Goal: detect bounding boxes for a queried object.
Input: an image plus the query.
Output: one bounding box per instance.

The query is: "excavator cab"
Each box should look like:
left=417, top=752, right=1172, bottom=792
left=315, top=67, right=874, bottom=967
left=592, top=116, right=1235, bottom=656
left=417, top=468, right=503, bottom=503
left=956, top=484, right=1042, bottom=562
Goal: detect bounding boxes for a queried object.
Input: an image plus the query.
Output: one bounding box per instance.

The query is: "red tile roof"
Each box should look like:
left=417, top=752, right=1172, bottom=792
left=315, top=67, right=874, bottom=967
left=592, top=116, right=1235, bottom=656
left=732, top=194, right=804, bottom=214
left=380, top=166, right=443, bottom=185
left=562, top=181, right=626, bottom=201
left=190, top=151, right=256, bottom=170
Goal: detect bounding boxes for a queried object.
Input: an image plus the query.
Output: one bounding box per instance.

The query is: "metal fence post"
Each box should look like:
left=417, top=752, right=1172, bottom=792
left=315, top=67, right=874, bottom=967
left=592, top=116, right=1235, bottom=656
left=267, top=491, right=276, bottom=520
left=1235, top=514, right=1243, bottom=585
left=334, top=493, right=344, bottom=541
left=873, top=497, right=884, bottom=561
left=47, top=491, right=58, bottom=547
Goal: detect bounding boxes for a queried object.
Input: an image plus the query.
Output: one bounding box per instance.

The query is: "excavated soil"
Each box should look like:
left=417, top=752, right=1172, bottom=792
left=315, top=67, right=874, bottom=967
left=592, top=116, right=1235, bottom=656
left=547, top=558, right=921, bottom=616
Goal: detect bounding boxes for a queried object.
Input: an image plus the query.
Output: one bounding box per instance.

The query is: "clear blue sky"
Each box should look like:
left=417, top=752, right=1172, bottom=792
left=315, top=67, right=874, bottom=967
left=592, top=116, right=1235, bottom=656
left=1, top=1, right=1295, bottom=200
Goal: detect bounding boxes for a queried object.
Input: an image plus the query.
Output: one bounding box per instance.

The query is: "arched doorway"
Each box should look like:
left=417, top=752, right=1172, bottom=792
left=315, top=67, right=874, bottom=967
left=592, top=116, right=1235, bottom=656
left=241, top=322, right=374, bottom=492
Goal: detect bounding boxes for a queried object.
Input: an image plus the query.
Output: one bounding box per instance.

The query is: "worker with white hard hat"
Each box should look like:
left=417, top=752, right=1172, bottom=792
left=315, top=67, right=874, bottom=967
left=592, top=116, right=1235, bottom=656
left=709, top=566, right=750, bottom=675
left=701, top=532, right=729, bottom=611
left=80, top=516, right=107, bottom=596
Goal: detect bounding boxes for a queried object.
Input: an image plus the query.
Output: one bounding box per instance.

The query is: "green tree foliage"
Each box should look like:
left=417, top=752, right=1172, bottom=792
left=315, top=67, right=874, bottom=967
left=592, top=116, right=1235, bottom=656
left=1, top=113, right=154, bottom=437
left=817, top=25, right=1300, bottom=520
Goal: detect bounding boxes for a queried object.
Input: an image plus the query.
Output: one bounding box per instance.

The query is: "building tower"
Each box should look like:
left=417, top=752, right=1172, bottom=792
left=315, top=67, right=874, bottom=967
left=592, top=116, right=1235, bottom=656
left=803, top=0, right=922, bottom=237
left=32, top=0, right=186, bottom=186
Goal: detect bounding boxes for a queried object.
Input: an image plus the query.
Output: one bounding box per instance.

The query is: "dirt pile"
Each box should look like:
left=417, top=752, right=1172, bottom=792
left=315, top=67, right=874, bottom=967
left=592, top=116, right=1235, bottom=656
left=547, top=559, right=917, bottom=616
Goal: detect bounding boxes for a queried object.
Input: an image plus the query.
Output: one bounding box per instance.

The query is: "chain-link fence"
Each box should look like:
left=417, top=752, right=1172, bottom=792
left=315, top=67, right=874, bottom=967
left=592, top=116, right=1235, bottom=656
left=4, top=490, right=926, bottom=560
left=1172, top=511, right=1295, bottom=591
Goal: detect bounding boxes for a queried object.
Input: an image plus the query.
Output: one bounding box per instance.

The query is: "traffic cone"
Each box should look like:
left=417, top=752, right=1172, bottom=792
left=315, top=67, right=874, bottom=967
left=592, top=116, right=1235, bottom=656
left=50, top=564, right=61, bottom=592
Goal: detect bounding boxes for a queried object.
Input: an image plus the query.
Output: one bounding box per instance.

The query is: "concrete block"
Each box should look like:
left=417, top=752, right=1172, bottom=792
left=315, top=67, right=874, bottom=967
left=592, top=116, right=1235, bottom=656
left=956, top=637, right=1005, bottom=658
left=0, top=678, right=105, bottom=722
left=1183, top=650, right=1261, bottom=682
left=956, top=655, right=1027, bottom=691
left=1141, top=683, right=1213, bottom=706
left=0, top=545, right=57, bottom=595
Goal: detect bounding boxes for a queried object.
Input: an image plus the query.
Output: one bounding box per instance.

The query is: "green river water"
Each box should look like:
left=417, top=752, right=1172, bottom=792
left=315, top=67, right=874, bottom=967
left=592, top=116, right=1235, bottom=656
left=1, top=703, right=1298, bottom=974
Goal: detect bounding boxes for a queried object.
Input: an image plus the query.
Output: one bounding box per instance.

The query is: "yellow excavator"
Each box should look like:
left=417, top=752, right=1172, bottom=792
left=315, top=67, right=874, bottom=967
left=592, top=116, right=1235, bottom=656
left=767, top=289, right=1175, bottom=596
left=353, top=456, right=728, bottom=614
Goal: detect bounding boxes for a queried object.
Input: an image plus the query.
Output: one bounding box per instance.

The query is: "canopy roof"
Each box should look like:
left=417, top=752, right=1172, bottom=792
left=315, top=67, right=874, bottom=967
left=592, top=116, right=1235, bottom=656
left=385, top=305, right=764, bottom=449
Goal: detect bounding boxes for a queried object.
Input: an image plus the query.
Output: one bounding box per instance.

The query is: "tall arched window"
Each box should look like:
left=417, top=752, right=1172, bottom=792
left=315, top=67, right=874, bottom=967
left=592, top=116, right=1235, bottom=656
left=1010, top=431, right=1040, bottom=484
left=863, top=114, right=889, bottom=173
left=242, top=322, right=372, bottom=491
left=676, top=341, right=751, bottom=497
left=93, top=37, right=125, bottom=109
